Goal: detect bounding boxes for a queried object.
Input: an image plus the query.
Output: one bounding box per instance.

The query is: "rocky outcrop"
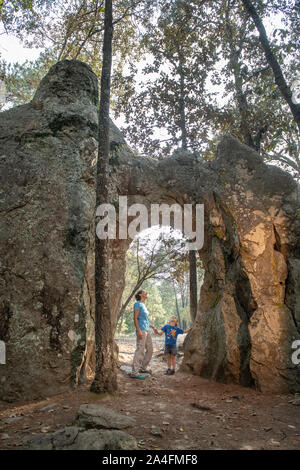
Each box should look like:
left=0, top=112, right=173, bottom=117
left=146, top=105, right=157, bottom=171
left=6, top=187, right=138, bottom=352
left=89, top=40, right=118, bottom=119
left=22, top=427, right=137, bottom=450
left=181, top=142, right=300, bottom=393
left=22, top=405, right=137, bottom=450
left=0, top=59, right=299, bottom=401
left=0, top=60, right=100, bottom=400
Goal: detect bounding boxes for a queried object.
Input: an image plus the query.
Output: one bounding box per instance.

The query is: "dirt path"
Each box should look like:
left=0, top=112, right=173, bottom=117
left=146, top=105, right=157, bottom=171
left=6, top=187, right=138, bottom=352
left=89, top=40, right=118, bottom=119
left=0, top=336, right=300, bottom=450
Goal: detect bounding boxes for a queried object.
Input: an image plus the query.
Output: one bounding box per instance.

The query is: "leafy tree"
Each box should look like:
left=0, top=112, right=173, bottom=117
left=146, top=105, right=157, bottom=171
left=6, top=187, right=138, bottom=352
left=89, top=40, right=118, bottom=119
left=0, top=56, right=50, bottom=107
left=114, top=0, right=219, bottom=158
left=1, top=0, right=37, bottom=28
left=1, top=0, right=142, bottom=106
left=209, top=0, right=299, bottom=176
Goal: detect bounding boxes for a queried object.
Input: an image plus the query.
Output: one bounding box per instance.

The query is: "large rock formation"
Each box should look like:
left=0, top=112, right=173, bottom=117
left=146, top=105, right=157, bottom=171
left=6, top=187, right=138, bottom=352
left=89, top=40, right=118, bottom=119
left=0, top=59, right=299, bottom=401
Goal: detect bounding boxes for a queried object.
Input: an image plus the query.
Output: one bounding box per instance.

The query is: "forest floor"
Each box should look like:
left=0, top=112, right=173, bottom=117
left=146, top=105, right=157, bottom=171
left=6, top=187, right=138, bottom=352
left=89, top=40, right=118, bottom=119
left=0, top=334, right=300, bottom=451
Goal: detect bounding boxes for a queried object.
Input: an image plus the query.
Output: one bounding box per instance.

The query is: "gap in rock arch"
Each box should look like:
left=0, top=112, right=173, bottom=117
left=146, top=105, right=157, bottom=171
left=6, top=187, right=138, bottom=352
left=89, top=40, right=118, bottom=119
left=113, top=223, right=204, bottom=377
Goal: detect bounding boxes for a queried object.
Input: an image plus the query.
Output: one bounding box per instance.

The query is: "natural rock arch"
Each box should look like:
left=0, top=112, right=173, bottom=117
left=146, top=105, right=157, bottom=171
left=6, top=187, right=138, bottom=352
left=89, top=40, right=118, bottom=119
left=0, top=59, right=299, bottom=401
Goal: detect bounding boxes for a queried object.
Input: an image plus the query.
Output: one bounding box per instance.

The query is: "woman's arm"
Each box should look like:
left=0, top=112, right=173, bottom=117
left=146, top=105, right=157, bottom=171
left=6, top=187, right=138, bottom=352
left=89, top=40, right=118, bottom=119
left=149, top=324, right=164, bottom=335
left=134, top=310, right=143, bottom=339
left=153, top=326, right=164, bottom=336
left=153, top=329, right=164, bottom=336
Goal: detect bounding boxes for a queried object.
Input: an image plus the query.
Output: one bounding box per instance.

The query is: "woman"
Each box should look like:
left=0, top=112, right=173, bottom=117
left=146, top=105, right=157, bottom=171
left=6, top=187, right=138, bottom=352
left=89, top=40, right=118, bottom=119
left=131, top=290, right=157, bottom=379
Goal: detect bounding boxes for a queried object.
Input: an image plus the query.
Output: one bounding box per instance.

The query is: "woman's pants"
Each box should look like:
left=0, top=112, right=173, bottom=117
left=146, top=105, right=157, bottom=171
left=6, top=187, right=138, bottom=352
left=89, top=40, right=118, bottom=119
left=131, top=330, right=153, bottom=376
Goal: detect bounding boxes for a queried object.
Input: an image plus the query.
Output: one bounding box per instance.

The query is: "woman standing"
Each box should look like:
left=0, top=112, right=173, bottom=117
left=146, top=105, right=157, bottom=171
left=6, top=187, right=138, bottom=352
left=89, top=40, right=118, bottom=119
left=131, top=290, right=157, bottom=379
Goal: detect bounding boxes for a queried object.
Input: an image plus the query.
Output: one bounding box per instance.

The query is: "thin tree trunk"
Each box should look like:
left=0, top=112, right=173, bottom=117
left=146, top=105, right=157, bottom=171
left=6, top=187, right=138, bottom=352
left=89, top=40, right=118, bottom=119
left=225, top=2, right=255, bottom=148
left=241, top=0, right=300, bottom=132
left=116, top=284, right=143, bottom=335
left=90, top=0, right=117, bottom=394
left=189, top=250, right=197, bottom=323
left=172, top=280, right=182, bottom=328
left=177, top=55, right=198, bottom=325
left=178, top=61, right=188, bottom=151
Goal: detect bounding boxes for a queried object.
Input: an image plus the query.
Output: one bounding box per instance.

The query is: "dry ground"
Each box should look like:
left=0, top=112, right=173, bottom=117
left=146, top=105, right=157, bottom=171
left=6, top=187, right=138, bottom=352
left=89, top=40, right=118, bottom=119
left=0, top=335, right=299, bottom=450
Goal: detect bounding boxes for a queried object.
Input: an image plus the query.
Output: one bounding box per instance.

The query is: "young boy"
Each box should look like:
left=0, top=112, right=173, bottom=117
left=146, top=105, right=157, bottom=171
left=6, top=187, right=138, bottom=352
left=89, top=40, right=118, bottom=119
left=155, top=316, right=192, bottom=375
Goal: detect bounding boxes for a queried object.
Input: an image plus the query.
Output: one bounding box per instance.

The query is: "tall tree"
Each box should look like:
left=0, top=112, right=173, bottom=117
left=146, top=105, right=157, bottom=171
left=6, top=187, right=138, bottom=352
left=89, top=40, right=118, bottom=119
left=90, top=0, right=117, bottom=394
left=114, top=0, right=218, bottom=158
left=241, top=0, right=300, bottom=132
left=203, top=0, right=300, bottom=175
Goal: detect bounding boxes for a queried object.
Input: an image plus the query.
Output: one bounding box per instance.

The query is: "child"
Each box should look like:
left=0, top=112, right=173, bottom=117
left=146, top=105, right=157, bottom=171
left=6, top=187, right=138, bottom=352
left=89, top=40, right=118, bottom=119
left=155, top=316, right=192, bottom=375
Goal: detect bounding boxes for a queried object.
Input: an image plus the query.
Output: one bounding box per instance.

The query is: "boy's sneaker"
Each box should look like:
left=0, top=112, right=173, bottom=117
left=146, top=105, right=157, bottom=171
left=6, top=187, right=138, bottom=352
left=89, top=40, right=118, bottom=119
left=164, top=369, right=171, bottom=375
left=169, top=369, right=175, bottom=375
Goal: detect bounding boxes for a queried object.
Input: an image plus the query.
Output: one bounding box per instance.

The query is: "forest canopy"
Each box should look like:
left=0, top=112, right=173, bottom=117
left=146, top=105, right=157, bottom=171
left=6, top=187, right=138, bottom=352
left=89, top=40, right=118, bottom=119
left=0, top=0, right=299, bottom=178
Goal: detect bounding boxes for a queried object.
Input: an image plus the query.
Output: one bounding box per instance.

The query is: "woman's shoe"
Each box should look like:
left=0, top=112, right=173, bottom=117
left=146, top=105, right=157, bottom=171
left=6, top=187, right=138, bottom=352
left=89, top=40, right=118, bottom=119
left=140, top=369, right=151, bottom=374
left=131, top=373, right=147, bottom=380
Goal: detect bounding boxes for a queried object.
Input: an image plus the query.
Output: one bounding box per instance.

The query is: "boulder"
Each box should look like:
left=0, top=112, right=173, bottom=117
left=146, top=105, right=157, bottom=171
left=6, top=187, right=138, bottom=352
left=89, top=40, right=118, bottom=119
left=22, top=426, right=137, bottom=450
left=75, top=404, right=136, bottom=429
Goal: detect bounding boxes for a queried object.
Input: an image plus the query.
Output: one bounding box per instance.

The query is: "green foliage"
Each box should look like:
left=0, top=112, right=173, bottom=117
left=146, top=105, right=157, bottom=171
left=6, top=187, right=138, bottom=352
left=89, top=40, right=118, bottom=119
left=113, top=0, right=300, bottom=176
left=1, top=0, right=299, bottom=177
left=1, top=0, right=142, bottom=107
left=113, top=0, right=220, bottom=158
left=0, top=54, right=53, bottom=106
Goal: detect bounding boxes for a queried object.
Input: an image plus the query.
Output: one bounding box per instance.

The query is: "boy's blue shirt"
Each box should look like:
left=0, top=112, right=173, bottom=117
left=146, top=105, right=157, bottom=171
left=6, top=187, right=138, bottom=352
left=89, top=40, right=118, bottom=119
left=161, top=324, right=184, bottom=346
left=134, top=300, right=150, bottom=331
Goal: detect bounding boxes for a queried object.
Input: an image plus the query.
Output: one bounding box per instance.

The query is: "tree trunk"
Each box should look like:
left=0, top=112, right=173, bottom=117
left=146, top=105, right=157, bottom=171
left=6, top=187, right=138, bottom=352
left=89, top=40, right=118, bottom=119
left=189, top=250, right=198, bottom=323
left=172, top=280, right=182, bottom=328
left=90, top=0, right=117, bottom=394
left=225, top=3, right=255, bottom=148
left=116, top=284, right=142, bottom=335
left=241, top=0, right=300, bottom=132
left=177, top=57, right=198, bottom=325
left=178, top=61, right=188, bottom=150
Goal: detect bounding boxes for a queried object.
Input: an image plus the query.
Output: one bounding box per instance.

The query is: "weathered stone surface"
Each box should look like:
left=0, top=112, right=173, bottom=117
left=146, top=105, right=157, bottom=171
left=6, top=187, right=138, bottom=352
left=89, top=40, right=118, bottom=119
left=76, top=404, right=136, bottom=429
left=1, top=58, right=300, bottom=399
left=0, top=60, right=100, bottom=401
left=22, top=426, right=137, bottom=450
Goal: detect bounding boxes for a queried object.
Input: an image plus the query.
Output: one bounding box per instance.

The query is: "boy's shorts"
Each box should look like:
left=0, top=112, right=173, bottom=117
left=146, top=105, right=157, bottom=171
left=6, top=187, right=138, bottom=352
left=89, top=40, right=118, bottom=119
left=165, top=344, right=177, bottom=356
